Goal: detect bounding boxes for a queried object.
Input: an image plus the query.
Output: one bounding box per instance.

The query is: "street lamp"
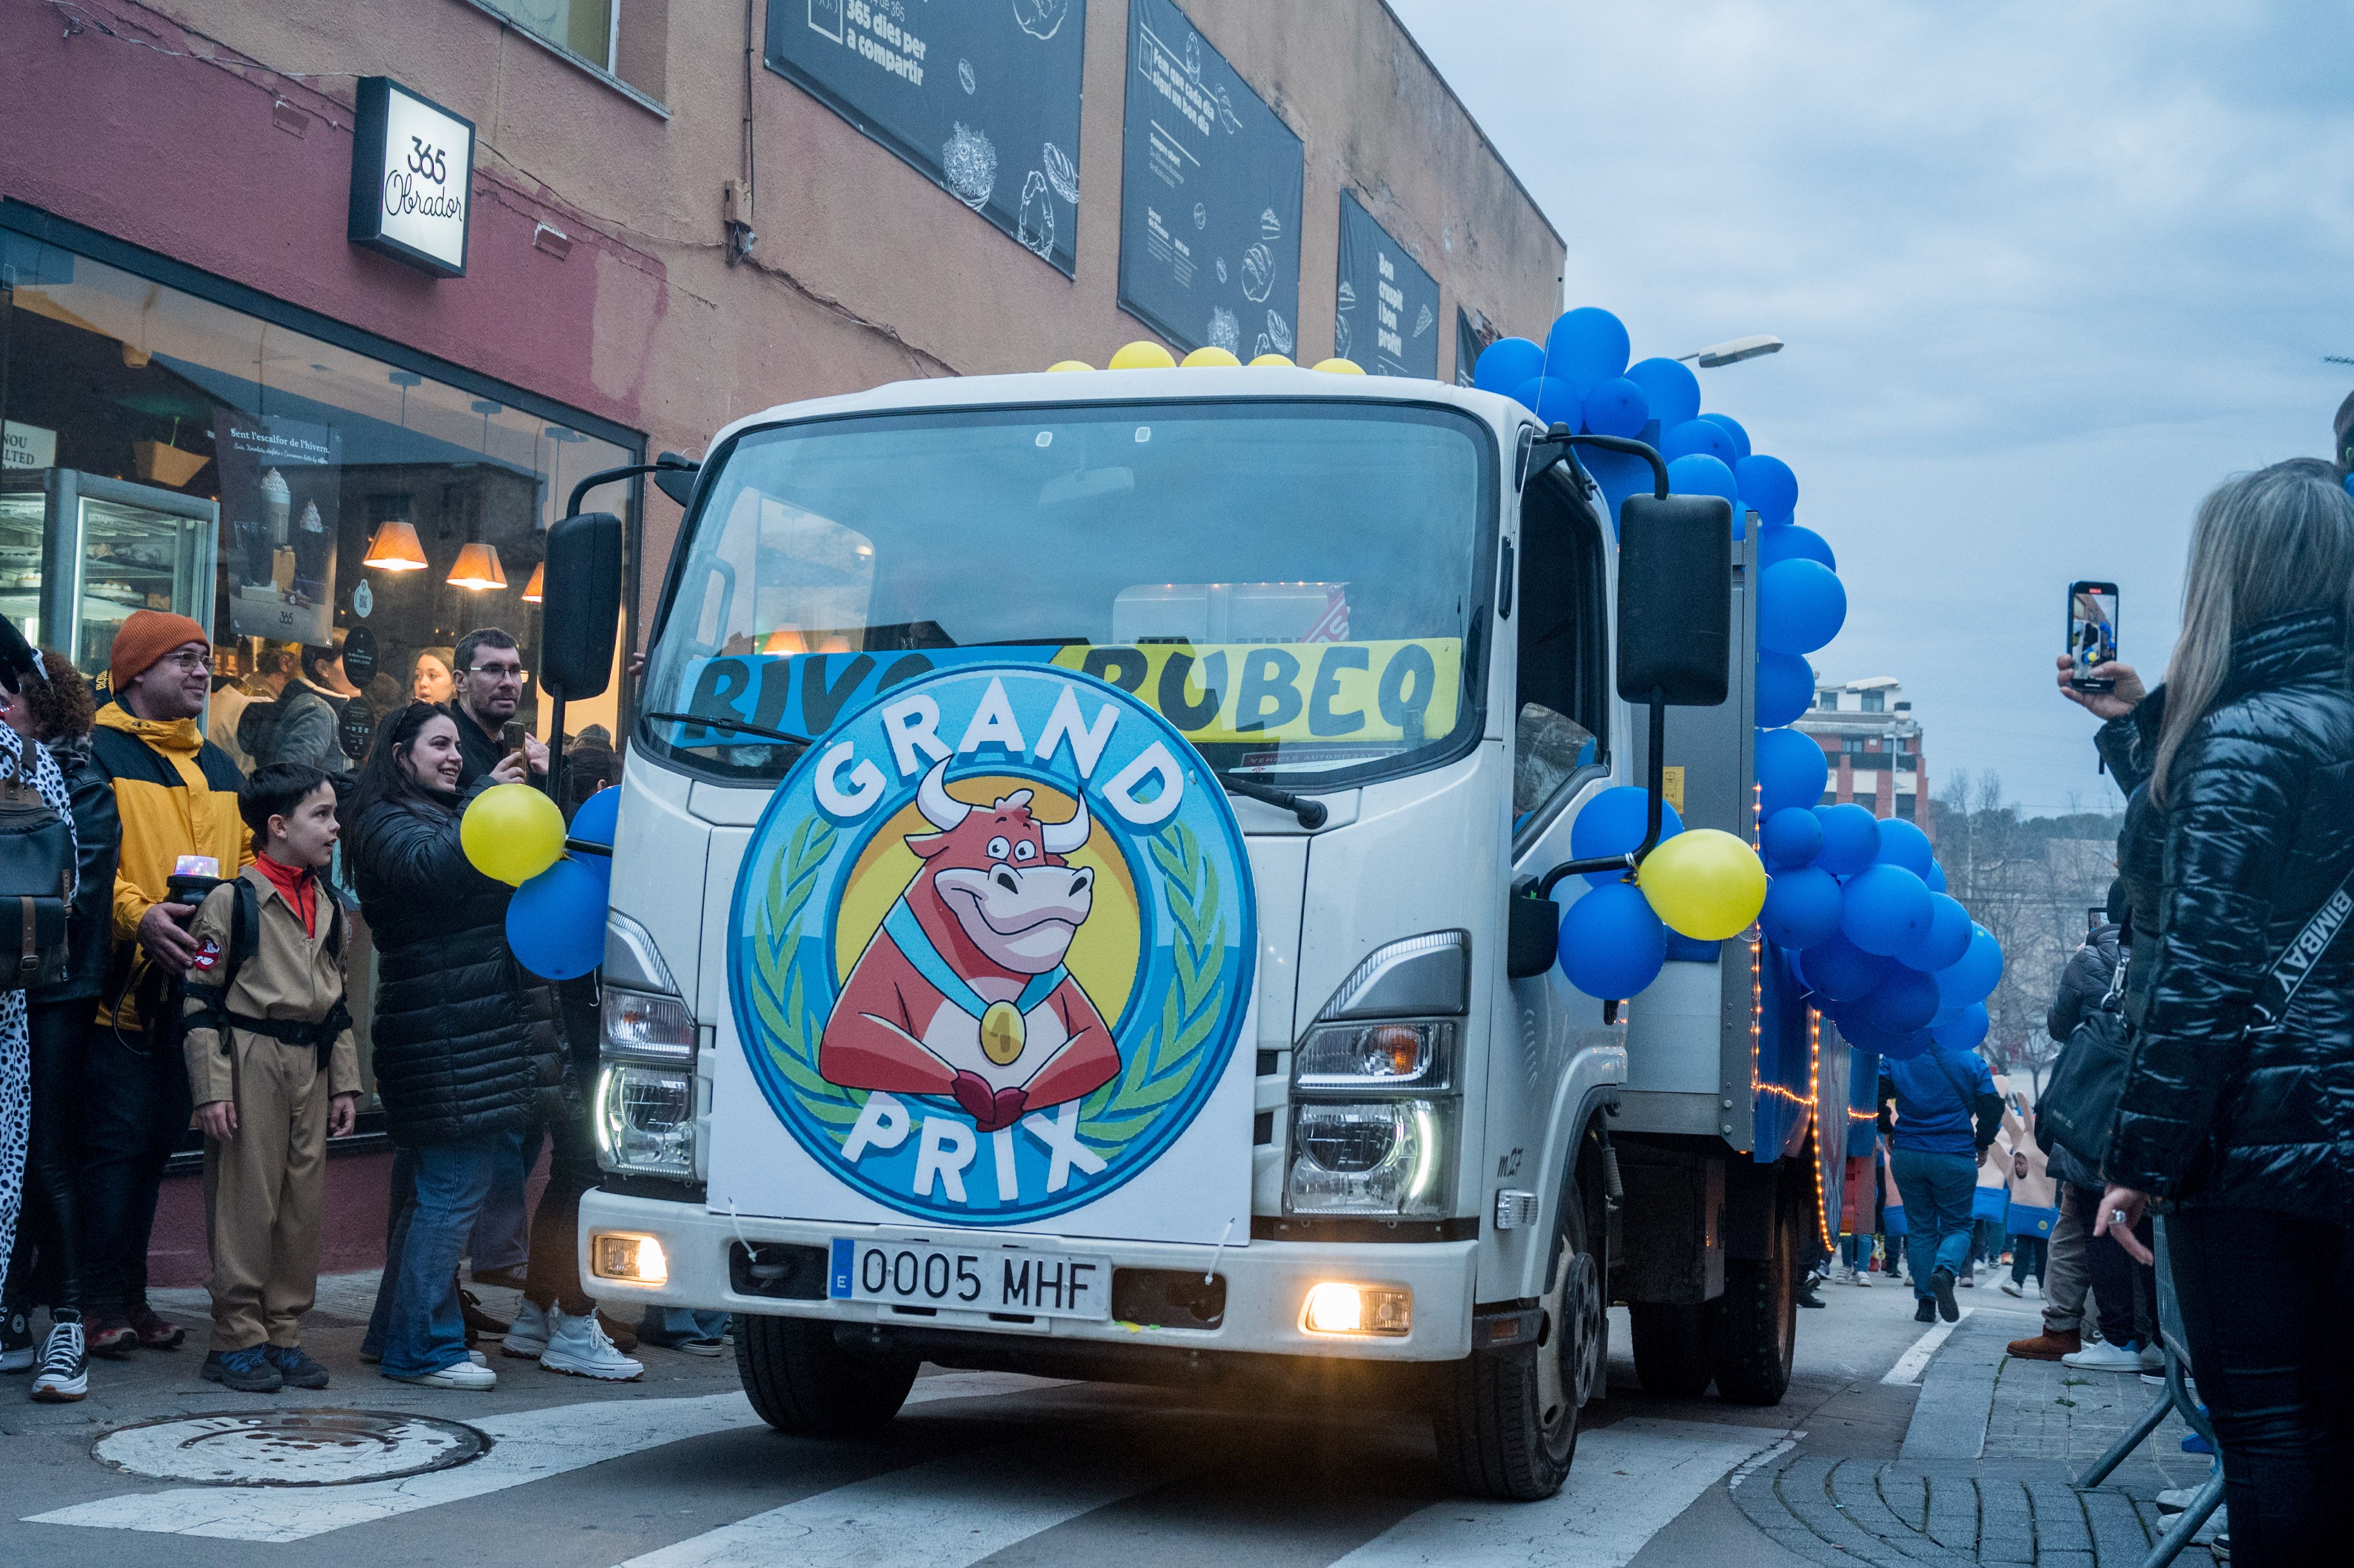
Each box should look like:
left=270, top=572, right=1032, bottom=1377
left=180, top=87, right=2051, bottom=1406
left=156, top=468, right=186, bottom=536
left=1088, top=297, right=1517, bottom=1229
left=1678, top=334, right=1783, bottom=368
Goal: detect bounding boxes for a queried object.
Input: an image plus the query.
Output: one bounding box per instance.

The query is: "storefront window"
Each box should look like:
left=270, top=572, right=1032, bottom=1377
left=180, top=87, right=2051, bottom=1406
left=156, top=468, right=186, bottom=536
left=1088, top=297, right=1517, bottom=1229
left=478, top=0, right=617, bottom=71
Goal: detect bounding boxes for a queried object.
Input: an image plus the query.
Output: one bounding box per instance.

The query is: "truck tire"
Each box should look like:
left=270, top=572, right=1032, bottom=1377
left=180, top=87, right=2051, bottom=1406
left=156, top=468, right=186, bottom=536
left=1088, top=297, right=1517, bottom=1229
left=733, top=1312, right=919, bottom=1436
left=1628, top=1302, right=1714, bottom=1397
left=1708, top=1187, right=1798, bottom=1406
left=1432, top=1183, right=1596, bottom=1500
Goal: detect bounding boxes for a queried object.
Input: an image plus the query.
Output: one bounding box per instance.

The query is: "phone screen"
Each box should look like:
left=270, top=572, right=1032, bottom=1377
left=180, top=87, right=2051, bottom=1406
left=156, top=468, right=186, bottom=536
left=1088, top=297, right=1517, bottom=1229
left=2070, top=582, right=2118, bottom=688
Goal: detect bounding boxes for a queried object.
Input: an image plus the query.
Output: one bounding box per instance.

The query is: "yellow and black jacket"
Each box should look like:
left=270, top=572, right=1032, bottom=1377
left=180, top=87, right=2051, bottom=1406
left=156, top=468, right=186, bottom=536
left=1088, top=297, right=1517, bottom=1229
left=91, top=702, right=252, bottom=1028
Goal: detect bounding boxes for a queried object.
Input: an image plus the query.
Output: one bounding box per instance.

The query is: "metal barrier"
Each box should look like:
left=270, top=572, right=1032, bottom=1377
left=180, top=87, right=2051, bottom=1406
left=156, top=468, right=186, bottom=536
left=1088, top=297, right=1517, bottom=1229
left=2074, top=1219, right=2224, bottom=1566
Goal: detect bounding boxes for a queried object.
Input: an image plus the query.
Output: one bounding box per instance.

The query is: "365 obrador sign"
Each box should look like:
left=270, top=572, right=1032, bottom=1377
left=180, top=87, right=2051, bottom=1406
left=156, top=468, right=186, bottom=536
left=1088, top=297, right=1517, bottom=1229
left=347, top=77, right=474, bottom=278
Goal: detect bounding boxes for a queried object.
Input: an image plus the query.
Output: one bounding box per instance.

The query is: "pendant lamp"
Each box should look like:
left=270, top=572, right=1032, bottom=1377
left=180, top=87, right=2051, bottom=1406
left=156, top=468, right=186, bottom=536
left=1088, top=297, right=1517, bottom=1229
left=520, top=562, right=544, bottom=604
left=447, top=542, right=507, bottom=591
left=363, top=520, right=429, bottom=572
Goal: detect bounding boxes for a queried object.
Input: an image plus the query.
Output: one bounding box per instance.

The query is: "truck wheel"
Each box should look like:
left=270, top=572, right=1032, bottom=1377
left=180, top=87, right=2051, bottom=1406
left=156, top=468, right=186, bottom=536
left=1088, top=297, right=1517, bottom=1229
left=1432, top=1186, right=1594, bottom=1499
left=733, top=1312, right=919, bottom=1436
left=1628, top=1303, right=1714, bottom=1397
left=1708, top=1189, right=1798, bottom=1405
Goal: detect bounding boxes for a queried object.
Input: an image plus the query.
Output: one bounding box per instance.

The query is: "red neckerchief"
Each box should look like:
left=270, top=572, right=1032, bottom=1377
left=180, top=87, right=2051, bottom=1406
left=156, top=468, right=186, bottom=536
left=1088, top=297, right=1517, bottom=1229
left=253, top=852, right=317, bottom=937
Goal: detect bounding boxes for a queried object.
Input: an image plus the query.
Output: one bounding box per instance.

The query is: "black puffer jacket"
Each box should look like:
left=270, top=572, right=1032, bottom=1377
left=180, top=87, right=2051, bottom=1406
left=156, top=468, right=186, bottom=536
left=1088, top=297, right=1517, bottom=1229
left=2094, top=609, right=2354, bottom=1216
left=348, top=780, right=563, bottom=1144
left=29, top=733, right=120, bottom=1004
left=2045, top=923, right=2120, bottom=1047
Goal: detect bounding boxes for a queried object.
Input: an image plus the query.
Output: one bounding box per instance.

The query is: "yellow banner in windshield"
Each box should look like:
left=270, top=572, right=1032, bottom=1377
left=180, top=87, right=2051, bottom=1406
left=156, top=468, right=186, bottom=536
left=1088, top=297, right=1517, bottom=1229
left=1048, top=639, right=1461, bottom=746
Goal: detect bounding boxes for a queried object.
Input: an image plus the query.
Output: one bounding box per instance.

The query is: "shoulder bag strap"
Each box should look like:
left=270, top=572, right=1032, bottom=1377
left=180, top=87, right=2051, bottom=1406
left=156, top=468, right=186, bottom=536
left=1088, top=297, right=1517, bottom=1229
left=2248, top=859, right=2354, bottom=1029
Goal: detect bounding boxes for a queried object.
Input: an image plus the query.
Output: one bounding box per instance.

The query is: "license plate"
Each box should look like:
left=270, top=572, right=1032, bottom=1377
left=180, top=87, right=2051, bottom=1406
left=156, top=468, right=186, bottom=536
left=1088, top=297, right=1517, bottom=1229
left=828, top=1238, right=1112, bottom=1320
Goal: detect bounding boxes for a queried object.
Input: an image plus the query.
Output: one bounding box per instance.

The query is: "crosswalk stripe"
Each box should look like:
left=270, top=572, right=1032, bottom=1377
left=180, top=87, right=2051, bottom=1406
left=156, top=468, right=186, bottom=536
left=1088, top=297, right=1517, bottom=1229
left=1327, top=1418, right=1788, bottom=1568
left=22, top=1371, right=1065, bottom=1542
left=1881, top=1306, right=1973, bottom=1386
left=611, top=1444, right=1168, bottom=1568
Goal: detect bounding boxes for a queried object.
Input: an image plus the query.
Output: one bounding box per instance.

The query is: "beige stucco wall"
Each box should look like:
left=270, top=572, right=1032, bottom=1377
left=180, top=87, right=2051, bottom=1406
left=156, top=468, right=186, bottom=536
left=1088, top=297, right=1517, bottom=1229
left=120, top=0, right=1565, bottom=616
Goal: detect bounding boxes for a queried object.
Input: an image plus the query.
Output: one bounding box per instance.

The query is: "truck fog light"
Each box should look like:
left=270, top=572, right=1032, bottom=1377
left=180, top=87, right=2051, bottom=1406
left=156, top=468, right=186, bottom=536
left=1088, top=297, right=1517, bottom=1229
left=592, top=1232, right=669, bottom=1285
left=1302, top=1281, right=1410, bottom=1336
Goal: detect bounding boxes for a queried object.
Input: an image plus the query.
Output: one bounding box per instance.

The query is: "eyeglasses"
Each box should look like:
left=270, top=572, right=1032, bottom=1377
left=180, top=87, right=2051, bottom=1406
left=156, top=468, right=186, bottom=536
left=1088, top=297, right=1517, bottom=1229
left=465, top=663, right=528, bottom=684
left=161, top=651, right=213, bottom=673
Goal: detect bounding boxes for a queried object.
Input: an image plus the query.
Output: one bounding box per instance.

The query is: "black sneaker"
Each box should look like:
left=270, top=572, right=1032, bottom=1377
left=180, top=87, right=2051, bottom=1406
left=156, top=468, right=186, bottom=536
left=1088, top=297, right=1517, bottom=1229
left=202, top=1347, right=284, bottom=1392
left=1930, top=1267, right=1960, bottom=1322
left=0, top=1304, right=32, bottom=1374
left=1797, top=1275, right=1827, bottom=1309
left=1915, top=1297, right=1937, bottom=1323
left=459, top=1288, right=510, bottom=1343
left=31, top=1316, right=87, bottom=1402
left=264, top=1343, right=331, bottom=1390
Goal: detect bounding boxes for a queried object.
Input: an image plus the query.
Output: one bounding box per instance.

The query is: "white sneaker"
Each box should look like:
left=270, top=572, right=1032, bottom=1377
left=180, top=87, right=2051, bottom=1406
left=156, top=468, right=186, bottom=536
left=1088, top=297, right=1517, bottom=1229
left=2062, top=1340, right=2143, bottom=1372
left=468, top=1349, right=489, bottom=1366
left=30, top=1318, right=87, bottom=1403
left=386, top=1358, right=498, bottom=1390
left=2000, top=1280, right=2023, bottom=1297
left=502, top=1299, right=551, bottom=1360
left=538, top=1306, right=643, bottom=1382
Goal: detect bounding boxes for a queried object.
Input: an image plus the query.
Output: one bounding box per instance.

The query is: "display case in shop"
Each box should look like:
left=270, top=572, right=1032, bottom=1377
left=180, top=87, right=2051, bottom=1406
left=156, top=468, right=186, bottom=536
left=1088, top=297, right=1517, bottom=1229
left=0, top=467, right=217, bottom=683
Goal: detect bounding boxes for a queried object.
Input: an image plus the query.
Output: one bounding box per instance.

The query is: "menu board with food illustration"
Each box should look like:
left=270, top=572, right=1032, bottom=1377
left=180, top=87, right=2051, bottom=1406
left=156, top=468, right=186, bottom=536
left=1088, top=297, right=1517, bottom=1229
left=213, top=412, right=340, bottom=647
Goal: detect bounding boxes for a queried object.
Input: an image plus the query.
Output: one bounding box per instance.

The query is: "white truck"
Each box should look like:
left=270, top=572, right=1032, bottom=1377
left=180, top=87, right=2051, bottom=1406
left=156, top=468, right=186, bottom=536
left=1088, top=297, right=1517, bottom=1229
left=569, top=364, right=1844, bottom=1500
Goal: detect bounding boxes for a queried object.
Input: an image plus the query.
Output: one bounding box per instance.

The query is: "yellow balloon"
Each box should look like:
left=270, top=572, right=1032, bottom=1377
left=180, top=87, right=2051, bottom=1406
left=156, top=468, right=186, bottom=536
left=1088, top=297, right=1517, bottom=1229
left=1312, top=357, right=1367, bottom=375
left=1045, top=359, right=1095, bottom=372
left=1249, top=353, right=1294, bottom=367
left=1108, top=340, right=1177, bottom=370
left=1181, top=346, right=1241, bottom=367
left=1636, top=829, right=1768, bottom=941
left=461, top=782, right=566, bottom=887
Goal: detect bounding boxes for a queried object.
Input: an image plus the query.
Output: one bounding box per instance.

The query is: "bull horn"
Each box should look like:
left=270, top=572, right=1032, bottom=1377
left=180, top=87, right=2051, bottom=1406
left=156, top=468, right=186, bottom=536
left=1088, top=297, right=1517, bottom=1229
left=996, top=790, right=1034, bottom=810
left=917, top=759, right=970, bottom=831
left=1040, top=792, right=1091, bottom=854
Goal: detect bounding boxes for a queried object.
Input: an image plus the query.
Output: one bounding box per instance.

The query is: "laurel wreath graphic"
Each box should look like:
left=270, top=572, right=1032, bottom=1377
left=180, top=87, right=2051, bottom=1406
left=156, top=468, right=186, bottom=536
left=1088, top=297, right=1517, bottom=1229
left=1075, top=819, right=1227, bottom=1158
left=749, top=815, right=863, bottom=1139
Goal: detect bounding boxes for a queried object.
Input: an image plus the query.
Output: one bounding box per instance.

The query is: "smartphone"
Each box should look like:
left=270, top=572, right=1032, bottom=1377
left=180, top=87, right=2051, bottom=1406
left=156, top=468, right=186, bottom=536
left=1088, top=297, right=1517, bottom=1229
left=2068, top=581, right=2118, bottom=692
left=501, top=720, right=529, bottom=773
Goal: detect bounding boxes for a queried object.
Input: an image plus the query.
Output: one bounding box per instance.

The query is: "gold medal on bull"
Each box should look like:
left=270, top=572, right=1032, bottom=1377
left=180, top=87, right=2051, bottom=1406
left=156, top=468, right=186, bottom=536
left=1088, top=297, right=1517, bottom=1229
left=979, top=1000, right=1026, bottom=1066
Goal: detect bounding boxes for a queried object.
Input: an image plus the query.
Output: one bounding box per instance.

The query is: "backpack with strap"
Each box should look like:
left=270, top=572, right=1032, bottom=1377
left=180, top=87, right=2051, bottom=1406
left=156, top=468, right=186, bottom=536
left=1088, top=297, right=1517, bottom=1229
left=0, top=745, right=72, bottom=992
left=182, top=875, right=351, bottom=1065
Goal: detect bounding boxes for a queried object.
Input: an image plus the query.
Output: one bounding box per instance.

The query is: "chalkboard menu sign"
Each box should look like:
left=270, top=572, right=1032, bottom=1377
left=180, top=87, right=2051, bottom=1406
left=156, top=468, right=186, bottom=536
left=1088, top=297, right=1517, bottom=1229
left=1117, top=0, right=1303, bottom=357
left=1333, top=193, right=1439, bottom=378
left=766, top=0, right=1085, bottom=277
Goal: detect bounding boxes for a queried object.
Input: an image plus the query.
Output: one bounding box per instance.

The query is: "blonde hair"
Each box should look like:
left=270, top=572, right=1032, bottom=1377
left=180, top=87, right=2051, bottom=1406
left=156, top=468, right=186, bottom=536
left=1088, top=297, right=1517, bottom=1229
left=2153, top=458, right=2354, bottom=802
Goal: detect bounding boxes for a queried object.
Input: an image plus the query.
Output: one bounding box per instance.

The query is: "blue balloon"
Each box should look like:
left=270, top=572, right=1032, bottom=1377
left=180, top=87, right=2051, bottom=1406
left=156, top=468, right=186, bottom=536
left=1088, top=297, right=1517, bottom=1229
left=1858, top=963, right=1940, bottom=1032
left=1625, top=357, right=1701, bottom=430
left=1570, top=785, right=1684, bottom=885
left=1512, top=375, right=1583, bottom=429
left=1544, top=307, right=1631, bottom=395
left=1931, top=1001, right=1991, bottom=1050
left=1759, top=559, right=1847, bottom=656
left=1735, top=454, right=1799, bottom=526
left=1583, top=449, right=1652, bottom=533
left=1662, top=417, right=1737, bottom=466
left=1797, top=930, right=1887, bottom=1001
left=1814, top=803, right=1882, bottom=877
left=1756, top=725, right=1829, bottom=816
left=1557, top=881, right=1666, bottom=999
left=1667, top=454, right=1742, bottom=535
left=1895, top=893, right=1973, bottom=973
left=1841, top=863, right=1933, bottom=956
left=1849, top=1019, right=1934, bottom=1061
left=1761, top=866, right=1843, bottom=949
left=1756, top=649, right=1814, bottom=727
left=569, top=784, right=621, bottom=848
left=1875, top=817, right=1934, bottom=878
left=1757, top=524, right=1835, bottom=572
left=1761, top=805, right=1823, bottom=868
left=1699, top=412, right=1752, bottom=463
left=1580, top=375, right=1649, bottom=438
left=1927, top=860, right=1947, bottom=893
left=1935, top=928, right=2004, bottom=1008
left=1474, top=336, right=1545, bottom=394
left=506, top=855, right=610, bottom=981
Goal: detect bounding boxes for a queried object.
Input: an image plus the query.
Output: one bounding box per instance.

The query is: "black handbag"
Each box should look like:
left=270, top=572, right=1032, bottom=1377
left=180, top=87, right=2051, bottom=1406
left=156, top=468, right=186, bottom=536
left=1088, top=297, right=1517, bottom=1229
left=0, top=769, right=73, bottom=991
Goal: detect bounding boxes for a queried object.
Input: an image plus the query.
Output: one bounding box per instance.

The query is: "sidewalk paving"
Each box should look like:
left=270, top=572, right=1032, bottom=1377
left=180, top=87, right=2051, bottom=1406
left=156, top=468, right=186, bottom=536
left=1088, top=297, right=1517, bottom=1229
left=1733, top=1290, right=2218, bottom=1566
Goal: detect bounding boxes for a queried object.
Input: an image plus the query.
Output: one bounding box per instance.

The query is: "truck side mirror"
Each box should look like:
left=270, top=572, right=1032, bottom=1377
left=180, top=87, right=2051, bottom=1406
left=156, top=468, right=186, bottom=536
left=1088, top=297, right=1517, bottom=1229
left=540, top=511, right=624, bottom=700
left=1615, top=492, right=1732, bottom=708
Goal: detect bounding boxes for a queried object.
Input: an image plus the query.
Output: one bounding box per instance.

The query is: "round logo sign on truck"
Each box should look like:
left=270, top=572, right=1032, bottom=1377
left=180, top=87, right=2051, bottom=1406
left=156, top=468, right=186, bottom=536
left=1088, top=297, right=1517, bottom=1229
left=728, top=661, right=1256, bottom=1225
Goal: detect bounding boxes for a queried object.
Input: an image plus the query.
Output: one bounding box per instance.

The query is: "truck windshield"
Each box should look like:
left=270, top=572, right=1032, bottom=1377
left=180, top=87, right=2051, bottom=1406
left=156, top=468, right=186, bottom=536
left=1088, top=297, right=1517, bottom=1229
left=639, top=398, right=1494, bottom=788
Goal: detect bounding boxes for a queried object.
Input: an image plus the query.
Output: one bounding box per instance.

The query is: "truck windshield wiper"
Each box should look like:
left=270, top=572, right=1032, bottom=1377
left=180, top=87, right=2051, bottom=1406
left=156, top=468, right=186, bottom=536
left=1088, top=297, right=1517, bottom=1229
left=642, top=711, right=816, bottom=749
left=1210, top=769, right=1328, bottom=829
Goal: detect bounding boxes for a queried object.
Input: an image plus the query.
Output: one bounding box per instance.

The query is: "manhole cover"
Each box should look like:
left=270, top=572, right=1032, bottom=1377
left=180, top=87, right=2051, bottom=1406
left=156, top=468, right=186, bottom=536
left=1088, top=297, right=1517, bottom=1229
left=93, top=1408, right=492, bottom=1487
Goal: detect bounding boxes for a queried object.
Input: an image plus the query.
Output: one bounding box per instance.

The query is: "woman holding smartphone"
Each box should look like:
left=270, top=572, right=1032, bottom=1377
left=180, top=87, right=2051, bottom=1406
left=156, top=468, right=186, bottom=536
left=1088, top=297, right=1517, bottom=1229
left=2056, top=456, right=2354, bottom=1560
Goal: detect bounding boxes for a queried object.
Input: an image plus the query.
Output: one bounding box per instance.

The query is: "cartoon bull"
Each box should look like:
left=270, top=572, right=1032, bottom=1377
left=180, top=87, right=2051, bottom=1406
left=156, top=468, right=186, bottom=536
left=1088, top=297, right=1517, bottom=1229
left=819, top=759, right=1119, bottom=1132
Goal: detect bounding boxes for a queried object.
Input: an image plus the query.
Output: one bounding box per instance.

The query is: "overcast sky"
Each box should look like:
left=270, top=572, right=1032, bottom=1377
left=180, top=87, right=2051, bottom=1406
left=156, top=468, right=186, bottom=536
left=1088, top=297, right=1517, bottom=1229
left=1389, top=0, right=2354, bottom=816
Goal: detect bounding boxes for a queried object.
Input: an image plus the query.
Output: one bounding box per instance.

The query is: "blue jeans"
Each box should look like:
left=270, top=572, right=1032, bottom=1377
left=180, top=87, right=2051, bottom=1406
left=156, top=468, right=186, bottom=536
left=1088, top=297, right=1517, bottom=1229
left=1889, top=1147, right=1976, bottom=1299
left=367, top=1131, right=522, bottom=1378
left=645, top=1305, right=731, bottom=1340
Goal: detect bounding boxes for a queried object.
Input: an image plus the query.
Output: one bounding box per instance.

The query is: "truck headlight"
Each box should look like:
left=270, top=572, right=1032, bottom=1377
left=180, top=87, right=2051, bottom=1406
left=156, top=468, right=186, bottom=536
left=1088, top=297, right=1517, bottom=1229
left=1293, top=1019, right=1454, bottom=1090
left=603, top=987, right=695, bottom=1060
left=1286, top=1099, right=1453, bottom=1217
left=596, top=1062, right=696, bottom=1178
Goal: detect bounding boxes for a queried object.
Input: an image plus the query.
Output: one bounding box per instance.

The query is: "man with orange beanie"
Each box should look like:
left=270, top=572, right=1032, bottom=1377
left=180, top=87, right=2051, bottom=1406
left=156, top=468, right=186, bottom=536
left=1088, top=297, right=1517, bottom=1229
left=80, top=611, right=251, bottom=1356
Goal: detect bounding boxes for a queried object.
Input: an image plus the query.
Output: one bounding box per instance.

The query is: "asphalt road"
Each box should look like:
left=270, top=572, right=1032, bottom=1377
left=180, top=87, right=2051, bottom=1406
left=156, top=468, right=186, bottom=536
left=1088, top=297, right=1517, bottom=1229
left=2, top=1269, right=1952, bottom=1567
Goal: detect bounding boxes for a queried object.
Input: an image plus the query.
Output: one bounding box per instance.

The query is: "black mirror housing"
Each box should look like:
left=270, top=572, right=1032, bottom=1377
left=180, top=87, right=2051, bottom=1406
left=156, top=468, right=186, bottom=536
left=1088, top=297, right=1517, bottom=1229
left=540, top=511, right=624, bottom=700
left=653, top=451, right=700, bottom=507
left=1616, top=493, right=1732, bottom=708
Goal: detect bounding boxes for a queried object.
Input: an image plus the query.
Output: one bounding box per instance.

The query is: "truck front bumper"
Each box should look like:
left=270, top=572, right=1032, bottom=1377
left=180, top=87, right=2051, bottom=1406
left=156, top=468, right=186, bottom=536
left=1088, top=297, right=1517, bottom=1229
left=579, top=1189, right=1476, bottom=1362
